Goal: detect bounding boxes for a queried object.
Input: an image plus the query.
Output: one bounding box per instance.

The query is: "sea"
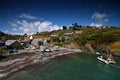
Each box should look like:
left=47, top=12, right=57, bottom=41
left=1, top=53, right=120, bottom=80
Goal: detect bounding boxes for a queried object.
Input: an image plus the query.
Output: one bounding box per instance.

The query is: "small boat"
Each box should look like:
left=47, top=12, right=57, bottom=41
left=97, top=56, right=116, bottom=64
left=36, top=49, right=44, bottom=53
left=96, top=52, right=100, bottom=55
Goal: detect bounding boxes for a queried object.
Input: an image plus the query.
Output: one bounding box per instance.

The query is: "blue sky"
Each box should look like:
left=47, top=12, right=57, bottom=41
left=0, top=0, right=120, bottom=35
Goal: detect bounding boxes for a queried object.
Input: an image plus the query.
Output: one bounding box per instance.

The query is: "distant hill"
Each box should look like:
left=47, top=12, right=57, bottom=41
left=0, top=31, right=24, bottom=40
left=0, top=31, right=7, bottom=36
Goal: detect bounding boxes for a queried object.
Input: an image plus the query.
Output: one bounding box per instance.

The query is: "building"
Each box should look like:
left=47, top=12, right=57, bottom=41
left=64, top=31, right=73, bottom=35
left=5, top=40, right=22, bottom=49
left=75, top=30, right=82, bottom=34
left=50, top=33, right=58, bottom=37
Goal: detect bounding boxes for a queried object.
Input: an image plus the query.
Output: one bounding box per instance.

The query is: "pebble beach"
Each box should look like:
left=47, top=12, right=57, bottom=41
left=0, top=48, right=82, bottom=79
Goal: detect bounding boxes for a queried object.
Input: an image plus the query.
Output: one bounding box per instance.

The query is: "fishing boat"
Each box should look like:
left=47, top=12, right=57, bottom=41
left=97, top=56, right=116, bottom=64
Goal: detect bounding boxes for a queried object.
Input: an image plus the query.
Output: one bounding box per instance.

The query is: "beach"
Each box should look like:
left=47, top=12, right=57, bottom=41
left=0, top=48, right=82, bottom=78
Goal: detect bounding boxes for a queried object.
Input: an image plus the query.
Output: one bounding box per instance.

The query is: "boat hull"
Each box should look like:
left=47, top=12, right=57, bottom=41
left=97, top=56, right=116, bottom=64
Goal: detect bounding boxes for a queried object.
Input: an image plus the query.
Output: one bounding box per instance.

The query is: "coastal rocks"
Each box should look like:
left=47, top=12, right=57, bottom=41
left=63, top=42, right=80, bottom=49
left=0, top=55, right=6, bottom=60
left=112, top=52, right=120, bottom=57
left=106, top=41, right=120, bottom=56
left=85, top=41, right=95, bottom=54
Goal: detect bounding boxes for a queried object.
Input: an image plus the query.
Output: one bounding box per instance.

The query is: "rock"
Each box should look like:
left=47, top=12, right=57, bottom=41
left=112, top=52, right=120, bottom=57
left=85, top=41, right=95, bottom=54
left=0, top=55, right=7, bottom=60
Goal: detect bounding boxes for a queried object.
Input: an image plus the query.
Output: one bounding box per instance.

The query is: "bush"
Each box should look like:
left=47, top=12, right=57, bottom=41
left=0, top=48, right=4, bottom=54
left=53, top=42, right=63, bottom=47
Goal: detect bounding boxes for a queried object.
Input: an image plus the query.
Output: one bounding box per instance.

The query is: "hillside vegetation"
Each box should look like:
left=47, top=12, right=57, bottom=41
left=34, top=27, right=120, bottom=55
left=1, top=26, right=120, bottom=55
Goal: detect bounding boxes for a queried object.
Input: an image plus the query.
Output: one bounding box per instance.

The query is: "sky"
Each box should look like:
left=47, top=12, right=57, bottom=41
left=0, top=0, right=120, bottom=35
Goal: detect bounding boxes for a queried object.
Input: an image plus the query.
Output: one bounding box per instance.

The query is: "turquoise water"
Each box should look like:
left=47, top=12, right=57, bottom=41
left=2, top=53, right=120, bottom=80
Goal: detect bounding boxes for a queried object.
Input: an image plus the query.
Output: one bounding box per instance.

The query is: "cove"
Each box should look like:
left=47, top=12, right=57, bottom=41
left=2, top=53, right=120, bottom=80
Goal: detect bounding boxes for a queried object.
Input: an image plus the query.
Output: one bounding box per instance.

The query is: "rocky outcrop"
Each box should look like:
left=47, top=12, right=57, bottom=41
left=106, top=41, right=120, bottom=56
left=63, top=42, right=80, bottom=49
left=85, top=41, right=95, bottom=53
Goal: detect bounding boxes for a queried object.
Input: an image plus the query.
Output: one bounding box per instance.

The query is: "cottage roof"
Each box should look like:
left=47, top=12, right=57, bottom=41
left=5, top=40, right=16, bottom=46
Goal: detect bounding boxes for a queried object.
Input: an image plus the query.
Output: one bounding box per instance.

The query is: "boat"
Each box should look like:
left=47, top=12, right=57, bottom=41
left=96, top=52, right=100, bottom=55
left=36, top=49, right=44, bottom=53
left=97, top=56, right=116, bottom=64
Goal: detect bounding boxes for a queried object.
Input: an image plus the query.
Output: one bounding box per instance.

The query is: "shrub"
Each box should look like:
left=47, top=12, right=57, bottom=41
left=0, top=48, right=4, bottom=54
left=53, top=42, right=63, bottom=47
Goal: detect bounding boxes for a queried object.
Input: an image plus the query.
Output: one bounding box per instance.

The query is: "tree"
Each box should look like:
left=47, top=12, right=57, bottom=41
left=72, top=23, right=78, bottom=26
left=0, top=31, right=6, bottom=36
left=69, top=23, right=82, bottom=30
left=24, top=33, right=27, bottom=36
left=63, top=26, right=67, bottom=30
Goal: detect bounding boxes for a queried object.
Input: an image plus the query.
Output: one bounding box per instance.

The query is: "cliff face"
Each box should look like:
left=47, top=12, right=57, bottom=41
left=85, top=41, right=95, bottom=53
left=84, top=40, right=120, bottom=56
left=106, top=41, right=120, bottom=56
left=63, top=41, right=96, bottom=54
left=63, top=42, right=80, bottom=49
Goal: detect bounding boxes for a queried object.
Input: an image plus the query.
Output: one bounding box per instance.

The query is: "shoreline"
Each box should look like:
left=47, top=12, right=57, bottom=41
left=0, top=48, right=82, bottom=79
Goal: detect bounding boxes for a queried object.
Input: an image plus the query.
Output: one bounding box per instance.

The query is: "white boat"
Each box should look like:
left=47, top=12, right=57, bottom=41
left=96, top=52, right=100, bottom=55
left=97, top=56, right=116, bottom=64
